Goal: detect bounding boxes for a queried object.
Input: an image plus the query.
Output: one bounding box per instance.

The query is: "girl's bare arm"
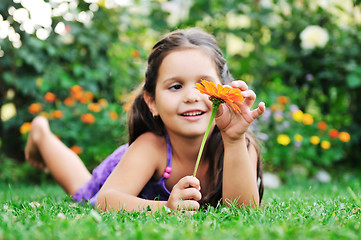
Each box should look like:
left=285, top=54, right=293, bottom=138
left=215, top=81, right=265, bottom=208
left=96, top=132, right=166, bottom=212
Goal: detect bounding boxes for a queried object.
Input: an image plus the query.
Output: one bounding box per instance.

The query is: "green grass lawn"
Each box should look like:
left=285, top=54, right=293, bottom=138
left=1, top=177, right=360, bottom=240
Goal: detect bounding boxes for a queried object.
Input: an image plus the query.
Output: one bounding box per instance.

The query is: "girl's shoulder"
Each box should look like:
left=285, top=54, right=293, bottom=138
left=129, top=132, right=167, bottom=160
left=128, top=132, right=167, bottom=178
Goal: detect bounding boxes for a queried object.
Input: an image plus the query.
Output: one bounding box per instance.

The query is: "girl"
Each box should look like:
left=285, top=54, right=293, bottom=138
left=25, top=28, right=266, bottom=212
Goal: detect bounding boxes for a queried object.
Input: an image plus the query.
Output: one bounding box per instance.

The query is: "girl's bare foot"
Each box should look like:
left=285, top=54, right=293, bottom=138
left=25, top=116, right=50, bottom=171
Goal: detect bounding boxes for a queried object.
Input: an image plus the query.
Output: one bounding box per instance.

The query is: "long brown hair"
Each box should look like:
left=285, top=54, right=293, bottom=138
left=127, top=28, right=264, bottom=206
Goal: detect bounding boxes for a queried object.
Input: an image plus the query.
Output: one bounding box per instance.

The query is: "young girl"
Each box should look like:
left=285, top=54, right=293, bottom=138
left=25, top=28, right=266, bottom=212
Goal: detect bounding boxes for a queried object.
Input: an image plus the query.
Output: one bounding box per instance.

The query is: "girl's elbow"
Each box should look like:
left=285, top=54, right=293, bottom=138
left=95, top=188, right=122, bottom=212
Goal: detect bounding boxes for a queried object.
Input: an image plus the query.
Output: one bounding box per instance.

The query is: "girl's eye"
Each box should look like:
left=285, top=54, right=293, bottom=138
left=169, top=84, right=182, bottom=90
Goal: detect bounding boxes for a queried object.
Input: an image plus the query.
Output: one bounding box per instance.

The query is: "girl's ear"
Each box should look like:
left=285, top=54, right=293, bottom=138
left=144, top=91, right=158, bottom=116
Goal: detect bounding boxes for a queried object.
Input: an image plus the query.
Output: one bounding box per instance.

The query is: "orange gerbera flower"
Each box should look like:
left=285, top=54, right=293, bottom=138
left=195, top=80, right=244, bottom=112
left=193, top=80, right=244, bottom=177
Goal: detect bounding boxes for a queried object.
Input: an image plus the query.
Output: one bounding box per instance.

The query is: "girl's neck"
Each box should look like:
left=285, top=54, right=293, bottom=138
left=166, top=132, right=203, bottom=165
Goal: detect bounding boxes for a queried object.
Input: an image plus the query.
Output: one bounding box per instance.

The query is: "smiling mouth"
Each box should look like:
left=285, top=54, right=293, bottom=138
left=181, top=111, right=204, bottom=117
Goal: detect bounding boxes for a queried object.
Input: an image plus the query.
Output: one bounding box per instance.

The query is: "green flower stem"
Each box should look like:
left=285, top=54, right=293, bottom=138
left=193, top=102, right=220, bottom=177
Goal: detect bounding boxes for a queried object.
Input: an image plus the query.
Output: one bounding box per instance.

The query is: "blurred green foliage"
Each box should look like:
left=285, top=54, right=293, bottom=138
left=0, top=0, right=360, bottom=181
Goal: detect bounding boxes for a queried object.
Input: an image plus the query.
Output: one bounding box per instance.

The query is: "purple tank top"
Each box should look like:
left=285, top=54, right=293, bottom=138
left=72, top=134, right=172, bottom=206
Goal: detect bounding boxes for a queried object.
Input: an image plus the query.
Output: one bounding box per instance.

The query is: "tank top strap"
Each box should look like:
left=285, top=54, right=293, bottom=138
left=165, top=132, right=172, bottom=167
left=161, top=132, right=173, bottom=180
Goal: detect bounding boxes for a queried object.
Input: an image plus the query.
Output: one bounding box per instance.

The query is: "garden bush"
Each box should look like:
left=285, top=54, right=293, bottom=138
left=0, top=0, right=360, bottom=180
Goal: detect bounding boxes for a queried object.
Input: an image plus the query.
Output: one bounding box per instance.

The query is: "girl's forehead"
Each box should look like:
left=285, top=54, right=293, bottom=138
left=159, top=48, right=218, bottom=75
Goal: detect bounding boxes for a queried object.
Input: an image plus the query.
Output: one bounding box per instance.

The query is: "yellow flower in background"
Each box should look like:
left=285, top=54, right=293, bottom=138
left=302, top=113, right=314, bottom=125
left=275, top=115, right=283, bottom=122
left=292, top=110, right=303, bottom=122
left=321, top=140, right=331, bottom=150
left=310, top=136, right=320, bottom=145
left=277, top=134, right=291, bottom=146
left=98, top=98, right=109, bottom=107
left=294, top=134, right=303, bottom=142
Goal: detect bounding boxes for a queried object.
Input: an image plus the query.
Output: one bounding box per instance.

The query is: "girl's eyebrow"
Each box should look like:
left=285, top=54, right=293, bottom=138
left=161, top=75, right=218, bottom=85
left=199, top=75, right=218, bottom=83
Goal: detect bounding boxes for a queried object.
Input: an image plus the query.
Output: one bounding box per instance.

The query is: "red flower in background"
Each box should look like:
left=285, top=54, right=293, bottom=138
left=317, top=121, right=328, bottom=131
left=328, top=129, right=339, bottom=139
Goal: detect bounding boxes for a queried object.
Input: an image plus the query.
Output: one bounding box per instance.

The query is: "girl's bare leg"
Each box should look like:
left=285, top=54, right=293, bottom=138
left=25, top=116, right=92, bottom=196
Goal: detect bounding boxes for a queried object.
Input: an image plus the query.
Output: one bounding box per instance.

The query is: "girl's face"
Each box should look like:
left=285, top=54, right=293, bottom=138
left=148, top=48, right=222, bottom=138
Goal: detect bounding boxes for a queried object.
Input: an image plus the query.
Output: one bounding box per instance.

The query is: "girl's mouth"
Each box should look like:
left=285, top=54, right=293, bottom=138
left=180, top=111, right=204, bottom=117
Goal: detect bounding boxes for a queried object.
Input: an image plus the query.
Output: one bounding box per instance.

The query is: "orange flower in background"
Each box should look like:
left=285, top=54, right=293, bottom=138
left=310, top=136, right=320, bottom=145
left=321, top=140, right=331, bottom=150
left=70, top=145, right=83, bottom=155
left=195, top=80, right=244, bottom=112
left=70, top=85, right=83, bottom=95
left=81, top=113, right=95, bottom=124
left=88, top=103, right=102, bottom=112
left=28, top=103, right=43, bottom=115
left=328, top=129, right=339, bottom=139
left=339, top=132, right=350, bottom=142
left=302, top=113, right=314, bottom=125
left=44, top=92, right=56, bottom=102
left=277, top=96, right=289, bottom=105
left=84, top=91, right=94, bottom=102
left=123, top=103, right=131, bottom=112
left=317, top=121, right=328, bottom=131
left=64, top=97, right=76, bottom=106
left=20, top=122, right=31, bottom=134
left=132, top=49, right=140, bottom=58
left=70, top=85, right=84, bottom=101
left=109, top=111, right=118, bottom=120
left=51, top=110, right=63, bottom=119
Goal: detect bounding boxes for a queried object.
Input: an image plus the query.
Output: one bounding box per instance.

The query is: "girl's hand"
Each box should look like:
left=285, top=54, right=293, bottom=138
left=166, top=176, right=201, bottom=211
left=215, top=80, right=265, bottom=141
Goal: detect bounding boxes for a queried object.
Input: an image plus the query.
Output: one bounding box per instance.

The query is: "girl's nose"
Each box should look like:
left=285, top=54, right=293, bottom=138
left=183, top=87, right=201, bottom=103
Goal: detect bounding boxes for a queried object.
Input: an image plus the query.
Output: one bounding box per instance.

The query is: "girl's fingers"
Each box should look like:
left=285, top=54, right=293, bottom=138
left=250, top=102, right=266, bottom=119
left=241, top=90, right=256, bottom=108
left=179, top=187, right=202, bottom=201
left=177, top=176, right=200, bottom=190
left=231, top=80, right=248, bottom=91
left=180, top=200, right=200, bottom=211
